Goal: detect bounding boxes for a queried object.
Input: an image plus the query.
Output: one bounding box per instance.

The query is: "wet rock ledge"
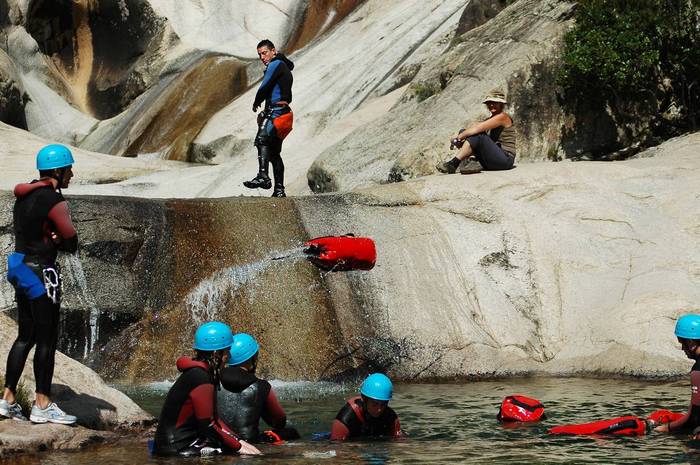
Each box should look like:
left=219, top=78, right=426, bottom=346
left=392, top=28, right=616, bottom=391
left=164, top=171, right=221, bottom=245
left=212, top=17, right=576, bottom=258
left=0, top=313, right=152, bottom=456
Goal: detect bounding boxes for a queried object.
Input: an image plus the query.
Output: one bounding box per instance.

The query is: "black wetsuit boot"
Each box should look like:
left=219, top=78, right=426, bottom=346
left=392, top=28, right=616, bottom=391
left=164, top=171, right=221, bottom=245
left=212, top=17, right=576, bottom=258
left=244, top=146, right=272, bottom=189
left=270, top=147, right=285, bottom=197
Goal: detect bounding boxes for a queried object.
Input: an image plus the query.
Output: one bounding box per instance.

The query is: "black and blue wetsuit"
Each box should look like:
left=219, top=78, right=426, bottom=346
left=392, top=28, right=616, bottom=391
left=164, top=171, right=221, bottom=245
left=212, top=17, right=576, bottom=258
left=253, top=53, right=294, bottom=118
left=250, top=53, right=294, bottom=195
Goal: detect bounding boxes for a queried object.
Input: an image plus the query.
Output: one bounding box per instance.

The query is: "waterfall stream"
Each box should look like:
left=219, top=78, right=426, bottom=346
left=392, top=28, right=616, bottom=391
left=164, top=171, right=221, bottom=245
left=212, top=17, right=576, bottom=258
left=63, top=254, right=100, bottom=358
left=185, top=246, right=309, bottom=324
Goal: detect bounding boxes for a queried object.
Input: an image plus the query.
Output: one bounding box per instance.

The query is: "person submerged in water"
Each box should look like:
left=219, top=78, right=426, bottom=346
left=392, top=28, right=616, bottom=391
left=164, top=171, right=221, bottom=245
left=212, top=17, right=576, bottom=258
left=152, top=322, right=260, bottom=457
left=330, top=373, right=402, bottom=440
left=654, top=315, right=700, bottom=437
left=220, top=333, right=299, bottom=443
left=436, top=89, right=516, bottom=175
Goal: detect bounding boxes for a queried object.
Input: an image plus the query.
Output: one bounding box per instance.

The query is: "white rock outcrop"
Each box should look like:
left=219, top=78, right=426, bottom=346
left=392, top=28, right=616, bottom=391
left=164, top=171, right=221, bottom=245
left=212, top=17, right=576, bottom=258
left=0, top=122, right=187, bottom=191
left=297, top=132, right=700, bottom=378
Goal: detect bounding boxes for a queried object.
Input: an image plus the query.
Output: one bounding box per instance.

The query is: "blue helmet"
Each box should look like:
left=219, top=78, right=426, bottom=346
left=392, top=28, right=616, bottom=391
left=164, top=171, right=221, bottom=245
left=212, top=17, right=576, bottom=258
left=36, top=144, right=75, bottom=171
left=360, top=373, right=393, bottom=401
left=193, top=322, right=233, bottom=351
left=675, top=315, right=700, bottom=339
left=228, top=333, right=260, bottom=366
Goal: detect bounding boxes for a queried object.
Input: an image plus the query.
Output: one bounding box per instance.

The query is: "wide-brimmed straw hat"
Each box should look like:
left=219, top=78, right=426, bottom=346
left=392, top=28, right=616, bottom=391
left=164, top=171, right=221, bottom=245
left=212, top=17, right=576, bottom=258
left=483, top=90, right=507, bottom=104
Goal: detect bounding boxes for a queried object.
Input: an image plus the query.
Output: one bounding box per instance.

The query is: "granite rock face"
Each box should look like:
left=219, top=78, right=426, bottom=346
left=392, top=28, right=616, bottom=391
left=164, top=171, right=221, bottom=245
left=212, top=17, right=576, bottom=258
left=307, top=0, right=578, bottom=193
left=2, top=132, right=697, bottom=381
left=298, top=133, right=700, bottom=379
left=0, top=47, right=27, bottom=128
left=0, top=421, right=117, bottom=458
left=0, top=313, right=152, bottom=429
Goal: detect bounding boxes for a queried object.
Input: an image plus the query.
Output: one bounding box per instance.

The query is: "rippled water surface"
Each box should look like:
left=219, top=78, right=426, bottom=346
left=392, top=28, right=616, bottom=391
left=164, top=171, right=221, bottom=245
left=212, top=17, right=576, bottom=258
left=17, top=377, right=700, bottom=464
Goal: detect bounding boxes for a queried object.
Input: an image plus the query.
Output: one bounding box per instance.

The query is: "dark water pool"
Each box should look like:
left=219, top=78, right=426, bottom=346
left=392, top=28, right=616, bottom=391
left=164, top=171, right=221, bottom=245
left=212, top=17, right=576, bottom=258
left=14, top=377, right=700, bottom=464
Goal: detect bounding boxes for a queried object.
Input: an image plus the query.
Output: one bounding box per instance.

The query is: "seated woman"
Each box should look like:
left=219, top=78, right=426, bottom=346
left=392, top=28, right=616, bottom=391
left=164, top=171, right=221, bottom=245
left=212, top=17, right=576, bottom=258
left=220, top=333, right=299, bottom=443
left=330, top=373, right=402, bottom=440
left=437, top=89, right=516, bottom=175
left=152, top=322, right=260, bottom=457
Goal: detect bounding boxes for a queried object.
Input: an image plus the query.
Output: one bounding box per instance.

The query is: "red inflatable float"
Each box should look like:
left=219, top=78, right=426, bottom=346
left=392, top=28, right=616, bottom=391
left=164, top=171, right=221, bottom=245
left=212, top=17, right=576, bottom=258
left=303, top=235, right=376, bottom=272
left=548, top=410, right=683, bottom=436
left=549, top=416, right=648, bottom=436
left=497, top=395, right=546, bottom=422
left=647, top=409, right=684, bottom=425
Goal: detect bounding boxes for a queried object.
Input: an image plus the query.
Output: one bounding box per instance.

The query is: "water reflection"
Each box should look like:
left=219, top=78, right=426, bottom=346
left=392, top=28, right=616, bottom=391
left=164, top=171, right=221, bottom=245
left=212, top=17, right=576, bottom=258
left=13, top=377, right=700, bottom=464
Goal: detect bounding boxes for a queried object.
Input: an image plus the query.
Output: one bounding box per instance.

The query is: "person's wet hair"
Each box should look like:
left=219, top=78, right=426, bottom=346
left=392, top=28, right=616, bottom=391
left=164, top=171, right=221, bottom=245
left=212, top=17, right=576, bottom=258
left=257, top=39, right=275, bottom=50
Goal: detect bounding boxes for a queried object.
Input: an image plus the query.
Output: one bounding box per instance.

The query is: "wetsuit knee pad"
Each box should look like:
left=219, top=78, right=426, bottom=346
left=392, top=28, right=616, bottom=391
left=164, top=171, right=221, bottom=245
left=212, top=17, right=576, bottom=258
left=7, top=253, right=46, bottom=300
left=255, top=120, right=279, bottom=147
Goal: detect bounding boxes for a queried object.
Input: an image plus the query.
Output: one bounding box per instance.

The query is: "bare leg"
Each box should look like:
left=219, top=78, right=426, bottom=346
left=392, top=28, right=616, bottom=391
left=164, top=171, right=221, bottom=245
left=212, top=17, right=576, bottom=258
left=3, top=387, right=15, bottom=404
left=35, top=393, right=51, bottom=409
left=455, top=140, right=474, bottom=161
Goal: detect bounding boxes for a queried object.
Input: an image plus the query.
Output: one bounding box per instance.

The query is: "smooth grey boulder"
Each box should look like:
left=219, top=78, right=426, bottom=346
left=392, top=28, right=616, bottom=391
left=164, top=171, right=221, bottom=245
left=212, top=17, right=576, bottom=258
left=0, top=313, right=152, bottom=429
left=0, top=421, right=117, bottom=457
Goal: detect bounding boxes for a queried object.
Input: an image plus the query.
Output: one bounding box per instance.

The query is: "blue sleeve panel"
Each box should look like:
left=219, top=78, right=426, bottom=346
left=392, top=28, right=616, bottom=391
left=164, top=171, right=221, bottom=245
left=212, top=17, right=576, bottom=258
left=253, top=58, right=293, bottom=109
left=7, top=252, right=46, bottom=299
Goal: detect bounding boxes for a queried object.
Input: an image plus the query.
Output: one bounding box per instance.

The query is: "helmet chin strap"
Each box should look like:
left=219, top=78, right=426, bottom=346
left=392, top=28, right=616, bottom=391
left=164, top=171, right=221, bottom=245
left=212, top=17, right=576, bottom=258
left=49, top=168, right=66, bottom=193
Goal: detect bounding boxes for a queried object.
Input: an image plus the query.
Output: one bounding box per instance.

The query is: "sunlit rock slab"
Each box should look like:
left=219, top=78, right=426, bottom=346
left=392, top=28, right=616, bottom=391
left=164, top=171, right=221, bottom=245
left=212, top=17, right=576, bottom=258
left=296, top=132, right=700, bottom=379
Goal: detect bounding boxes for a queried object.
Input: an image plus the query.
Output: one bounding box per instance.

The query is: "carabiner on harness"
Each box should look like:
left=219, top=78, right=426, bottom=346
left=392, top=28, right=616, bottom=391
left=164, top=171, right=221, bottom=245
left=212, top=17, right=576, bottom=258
left=42, top=266, right=61, bottom=304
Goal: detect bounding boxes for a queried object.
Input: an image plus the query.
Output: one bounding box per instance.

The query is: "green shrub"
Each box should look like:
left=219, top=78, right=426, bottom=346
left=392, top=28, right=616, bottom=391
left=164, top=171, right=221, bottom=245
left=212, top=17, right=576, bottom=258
left=413, top=82, right=437, bottom=102
left=558, top=0, right=700, bottom=138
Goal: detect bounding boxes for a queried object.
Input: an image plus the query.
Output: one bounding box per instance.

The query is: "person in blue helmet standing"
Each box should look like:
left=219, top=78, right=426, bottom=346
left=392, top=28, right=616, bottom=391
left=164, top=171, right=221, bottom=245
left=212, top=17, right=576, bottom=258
left=1, top=144, right=78, bottom=424
left=654, top=315, right=700, bottom=437
left=330, top=373, right=403, bottom=440
left=220, top=333, right=299, bottom=443
left=153, top=322, right=261, bottom=457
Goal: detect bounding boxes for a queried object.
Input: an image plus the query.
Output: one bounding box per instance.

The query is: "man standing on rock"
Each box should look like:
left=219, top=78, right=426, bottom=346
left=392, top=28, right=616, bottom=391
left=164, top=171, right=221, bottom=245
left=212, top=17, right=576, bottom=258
left=243, top=39, right=294, bottom=198
left=0, top=144, right=78, bottom=425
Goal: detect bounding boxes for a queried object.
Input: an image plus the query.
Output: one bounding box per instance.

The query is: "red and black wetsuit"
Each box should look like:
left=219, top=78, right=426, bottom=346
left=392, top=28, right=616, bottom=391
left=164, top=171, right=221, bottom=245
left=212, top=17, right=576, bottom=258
left=330, top=396, right=401, bottom=440
left=153, top=357, right=242, bottom=456
left=4, top=179, right=77, bottom=397
left=13, top=179, right=78, bottom=262
left=668, top=361, right=700, bottom=435
left=219, top=366, right=290, bottom=442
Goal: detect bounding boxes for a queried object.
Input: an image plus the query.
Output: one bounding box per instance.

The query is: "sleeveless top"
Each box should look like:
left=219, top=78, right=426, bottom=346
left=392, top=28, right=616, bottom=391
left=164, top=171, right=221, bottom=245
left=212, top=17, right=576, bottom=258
left=488, top=116, right=517, bottom=156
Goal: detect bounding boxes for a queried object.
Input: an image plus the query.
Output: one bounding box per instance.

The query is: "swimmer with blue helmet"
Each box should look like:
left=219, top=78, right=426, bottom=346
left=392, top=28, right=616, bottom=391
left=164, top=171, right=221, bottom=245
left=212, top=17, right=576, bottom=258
left=330, top=373, right=403, bottom=440
left=219, top=333, right=300, bottom=443
left=152, top=322, right=261, bottom=457
left=654, top=314, right=700, bottom=437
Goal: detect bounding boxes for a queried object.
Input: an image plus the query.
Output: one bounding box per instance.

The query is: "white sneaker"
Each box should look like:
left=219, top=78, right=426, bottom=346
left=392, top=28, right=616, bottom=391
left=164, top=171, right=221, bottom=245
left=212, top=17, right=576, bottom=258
left=29, top=402, right=77, bottom=425
left=0, top=398, right=27, bottom=421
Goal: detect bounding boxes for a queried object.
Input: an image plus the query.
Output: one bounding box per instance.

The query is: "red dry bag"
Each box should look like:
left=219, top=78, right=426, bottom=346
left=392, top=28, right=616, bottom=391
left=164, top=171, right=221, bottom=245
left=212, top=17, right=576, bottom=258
left=303, top=235, right=376, bottom=272
left=647, top=409, right=684, bottom=425
left=497, top=395, right=546, bottom=422
left=549, top=416, right=648, bottom=436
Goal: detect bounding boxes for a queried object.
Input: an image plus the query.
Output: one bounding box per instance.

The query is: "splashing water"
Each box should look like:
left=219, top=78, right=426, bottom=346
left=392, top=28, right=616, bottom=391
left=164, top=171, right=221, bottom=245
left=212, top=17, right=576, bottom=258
left=62, top=254, right=100, bottom=357
left=185, top=247, right=308, bottom=324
